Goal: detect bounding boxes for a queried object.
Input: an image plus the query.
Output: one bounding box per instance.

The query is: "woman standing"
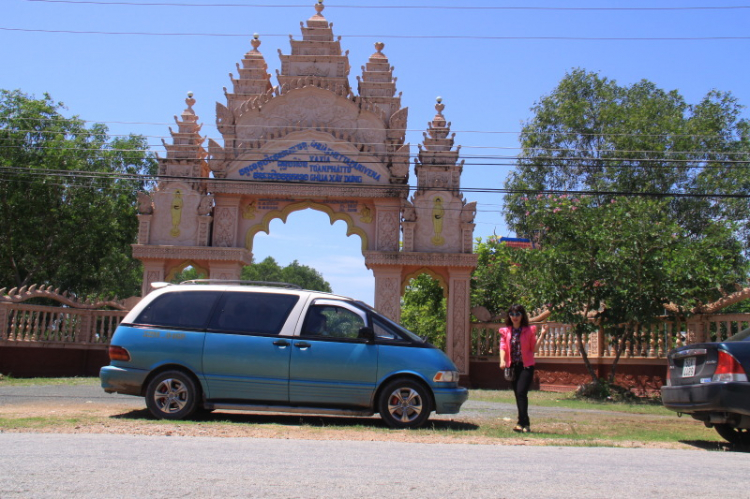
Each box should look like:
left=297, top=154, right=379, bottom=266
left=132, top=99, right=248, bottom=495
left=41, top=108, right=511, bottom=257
left=499, top=304, right=549, bottom=433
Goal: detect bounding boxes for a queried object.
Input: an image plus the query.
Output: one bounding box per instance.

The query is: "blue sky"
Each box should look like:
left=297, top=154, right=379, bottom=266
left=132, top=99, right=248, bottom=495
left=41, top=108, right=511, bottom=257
left=3, top=0, right=749, bottom=302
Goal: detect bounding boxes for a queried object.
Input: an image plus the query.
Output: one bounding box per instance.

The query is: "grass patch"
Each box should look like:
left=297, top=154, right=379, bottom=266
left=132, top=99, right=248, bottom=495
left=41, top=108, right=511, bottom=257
left=469, top=389, right=672, bottom=415
left=0, top=376, right=99, bottom=387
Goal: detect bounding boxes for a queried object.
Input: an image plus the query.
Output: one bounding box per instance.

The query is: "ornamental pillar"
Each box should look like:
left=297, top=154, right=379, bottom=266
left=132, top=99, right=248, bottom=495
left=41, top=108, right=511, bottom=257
left=371, top=265, right=402, bottom=323
left=447, top=268, right=472, bottom=374
left=141, top=261, right=166, bottom=297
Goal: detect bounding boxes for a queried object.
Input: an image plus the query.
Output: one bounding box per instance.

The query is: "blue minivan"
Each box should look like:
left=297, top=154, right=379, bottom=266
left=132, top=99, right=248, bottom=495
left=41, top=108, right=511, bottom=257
left=100, top=281, right=468, bottom=428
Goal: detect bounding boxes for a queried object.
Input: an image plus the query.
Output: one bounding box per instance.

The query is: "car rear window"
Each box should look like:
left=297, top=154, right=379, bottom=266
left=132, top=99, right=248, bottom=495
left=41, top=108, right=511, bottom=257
left=208, top=291, right=299, bottom=336
left=133, top=291, right=220, bottom=330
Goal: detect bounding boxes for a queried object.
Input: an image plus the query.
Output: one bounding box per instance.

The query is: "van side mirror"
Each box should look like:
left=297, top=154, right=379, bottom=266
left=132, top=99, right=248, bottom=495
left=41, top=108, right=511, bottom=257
left=358, top=326, right=376, bottom=343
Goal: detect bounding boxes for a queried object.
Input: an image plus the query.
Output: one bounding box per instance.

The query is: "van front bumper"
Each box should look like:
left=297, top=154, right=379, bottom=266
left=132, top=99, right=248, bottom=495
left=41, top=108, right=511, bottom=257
left=100, top=365, right=148, bottom=397
left=433, top=386, right=469, bottom=414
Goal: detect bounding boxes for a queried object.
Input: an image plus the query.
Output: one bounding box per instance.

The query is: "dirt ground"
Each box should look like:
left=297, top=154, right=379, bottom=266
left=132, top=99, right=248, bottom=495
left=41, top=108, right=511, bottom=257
left=0, top=398, right=713, bottom=450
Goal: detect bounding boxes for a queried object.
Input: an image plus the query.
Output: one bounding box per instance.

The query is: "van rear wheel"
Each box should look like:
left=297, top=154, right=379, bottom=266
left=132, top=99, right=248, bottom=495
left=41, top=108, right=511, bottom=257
left=145, top=370, right=199, bottom=420
left=378, top=378, right=432, bottom=429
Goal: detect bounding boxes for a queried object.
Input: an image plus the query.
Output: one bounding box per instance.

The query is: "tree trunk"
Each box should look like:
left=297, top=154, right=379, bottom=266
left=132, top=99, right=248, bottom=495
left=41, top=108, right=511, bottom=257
left=575, top=327, right=599, bottom=384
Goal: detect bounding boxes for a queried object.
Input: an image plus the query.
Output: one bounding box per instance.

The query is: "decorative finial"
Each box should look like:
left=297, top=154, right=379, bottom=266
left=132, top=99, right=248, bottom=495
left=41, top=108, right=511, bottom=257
left=315, top=0, right=324, bottom=15
left=251, top=33, right=261, bottom=51
left=186, top=91, right=195, bottom=108
left=435, top=96, right=445, bottom=115
left=374, top=41, right=385, bottom=54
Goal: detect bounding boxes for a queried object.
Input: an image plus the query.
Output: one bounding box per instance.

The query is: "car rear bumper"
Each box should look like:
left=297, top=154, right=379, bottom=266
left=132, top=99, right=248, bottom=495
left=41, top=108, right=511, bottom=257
left=100, top=365, right=148, bottom=397
left=661, top=382, right=750, bottom=417
left=433, top=386, right=469, bottom=414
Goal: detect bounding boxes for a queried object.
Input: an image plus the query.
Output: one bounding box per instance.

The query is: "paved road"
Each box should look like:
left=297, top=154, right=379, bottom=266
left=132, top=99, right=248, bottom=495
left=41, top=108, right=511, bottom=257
left=1, top=432, right=748, bottom=499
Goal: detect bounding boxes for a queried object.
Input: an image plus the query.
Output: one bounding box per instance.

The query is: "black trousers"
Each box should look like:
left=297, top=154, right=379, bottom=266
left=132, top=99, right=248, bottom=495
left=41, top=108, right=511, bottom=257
left=511, top=363, right=535, bottom=427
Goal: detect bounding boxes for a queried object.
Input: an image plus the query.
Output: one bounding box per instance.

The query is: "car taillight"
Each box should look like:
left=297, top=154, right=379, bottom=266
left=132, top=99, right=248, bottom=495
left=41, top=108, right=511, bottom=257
left=712, top=350, right=748, bottom=382
left=108, top=346, right=131, bottom=362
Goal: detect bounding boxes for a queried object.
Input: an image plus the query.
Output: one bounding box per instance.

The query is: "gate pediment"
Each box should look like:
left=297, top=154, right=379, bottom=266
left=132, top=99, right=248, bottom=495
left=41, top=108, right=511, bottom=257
left=226, top=130, right=390, bottom=186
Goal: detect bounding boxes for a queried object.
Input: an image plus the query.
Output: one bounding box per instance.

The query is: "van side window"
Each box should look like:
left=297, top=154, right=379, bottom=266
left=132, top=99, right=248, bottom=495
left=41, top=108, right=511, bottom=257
left=208, top=292, right=299, bottom=335
left=302, top=305, right=366, bottom=340
left=134, top=291, right=219, bottom=330
left=372, top=316, right=399, bottom=340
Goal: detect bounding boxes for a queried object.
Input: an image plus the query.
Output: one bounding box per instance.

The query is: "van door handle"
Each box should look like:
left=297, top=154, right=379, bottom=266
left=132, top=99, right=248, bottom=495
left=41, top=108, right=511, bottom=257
left=294, top=341, right=311, bottom=349
left=273, top=340, right=289, bottom=347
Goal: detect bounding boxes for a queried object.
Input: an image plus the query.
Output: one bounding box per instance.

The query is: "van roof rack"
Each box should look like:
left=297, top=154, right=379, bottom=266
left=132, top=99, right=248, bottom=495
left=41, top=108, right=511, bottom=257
left=179, top=279, right=303, bottom=290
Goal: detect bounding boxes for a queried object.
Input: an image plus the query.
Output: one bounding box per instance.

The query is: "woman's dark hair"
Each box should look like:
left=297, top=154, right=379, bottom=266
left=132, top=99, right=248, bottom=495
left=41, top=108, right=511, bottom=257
left=505, top=304, right=529, bottom=328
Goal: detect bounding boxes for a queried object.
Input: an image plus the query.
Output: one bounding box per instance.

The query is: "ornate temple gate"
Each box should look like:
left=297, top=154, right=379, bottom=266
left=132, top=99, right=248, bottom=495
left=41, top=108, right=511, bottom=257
left=132, top=3, right=478, bottom=373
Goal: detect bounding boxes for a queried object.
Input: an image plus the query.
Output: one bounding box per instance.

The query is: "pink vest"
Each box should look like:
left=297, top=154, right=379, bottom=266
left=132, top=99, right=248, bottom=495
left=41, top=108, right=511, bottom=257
left=499, top=325, right=538, bottom=367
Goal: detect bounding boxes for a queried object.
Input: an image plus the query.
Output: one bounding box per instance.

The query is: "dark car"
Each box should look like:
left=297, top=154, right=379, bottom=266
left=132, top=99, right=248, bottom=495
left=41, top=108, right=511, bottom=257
left=661, top=327, right=750, bottom=444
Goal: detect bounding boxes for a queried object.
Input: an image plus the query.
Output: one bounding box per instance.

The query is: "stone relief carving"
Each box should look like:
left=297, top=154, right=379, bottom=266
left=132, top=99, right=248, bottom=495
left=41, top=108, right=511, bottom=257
left=137, top=191, right=153, bottom=215
left=401, top=199, right=416, bottom=222
left=431, top=197, right=445, bottom=246
left=376, top=210, right=399, bottom=251
left=376, top=276, right=400, bottom=321
left=451, top=279, right=468, bottom=373
left=213, top=206, right=237, bottom=247
left=170, top=190, right=184, bottom=237
left=197, top=194, right=215, bottom=216
left=243, top=200, right=257, bottom=219
left=460, top=201, right=477, bottom=224
left=359, top=204, right=373, bottom=223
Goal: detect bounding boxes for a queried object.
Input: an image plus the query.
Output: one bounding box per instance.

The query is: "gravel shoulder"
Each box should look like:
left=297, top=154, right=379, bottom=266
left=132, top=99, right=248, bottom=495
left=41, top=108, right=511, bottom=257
left=0, top=384, right=726, bottom=450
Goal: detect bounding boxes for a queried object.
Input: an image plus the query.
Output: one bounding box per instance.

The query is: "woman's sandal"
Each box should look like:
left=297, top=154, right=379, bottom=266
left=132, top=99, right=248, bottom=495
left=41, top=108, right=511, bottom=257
left=512, top=425, right=524, bottom=432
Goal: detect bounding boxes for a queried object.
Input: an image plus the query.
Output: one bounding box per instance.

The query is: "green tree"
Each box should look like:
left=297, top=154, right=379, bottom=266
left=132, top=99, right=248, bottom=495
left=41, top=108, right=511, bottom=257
left=0, top=89, right=157, bottom=298
left=504, top=69, right=750, bottom=255
left=240, top=256, right=332, bottom=292
left=516, top=194, right=747, bottom=385
left=400, top=274, right=446, bottom=349
left=471, top=236, right=536, bottom=318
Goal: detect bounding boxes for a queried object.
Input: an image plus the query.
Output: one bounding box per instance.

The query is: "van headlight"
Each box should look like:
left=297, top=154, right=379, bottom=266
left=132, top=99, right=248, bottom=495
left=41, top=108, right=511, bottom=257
left=433, top=370, right=460, bottom=383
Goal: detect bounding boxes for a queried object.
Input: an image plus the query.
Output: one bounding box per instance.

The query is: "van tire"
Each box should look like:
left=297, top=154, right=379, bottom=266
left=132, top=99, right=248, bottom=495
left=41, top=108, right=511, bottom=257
left=378, top=378, right=432, bottom=429
left=145, top=370, right=199, bottom=420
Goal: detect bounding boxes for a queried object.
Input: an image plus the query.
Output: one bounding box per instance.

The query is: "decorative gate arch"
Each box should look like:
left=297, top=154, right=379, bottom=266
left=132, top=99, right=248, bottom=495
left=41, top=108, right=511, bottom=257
left=132, top=2, right=478, bottom=373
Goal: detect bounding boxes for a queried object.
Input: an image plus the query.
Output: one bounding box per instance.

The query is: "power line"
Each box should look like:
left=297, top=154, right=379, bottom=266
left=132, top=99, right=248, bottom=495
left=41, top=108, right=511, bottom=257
left=1, top=140, right=749, bottom=167
left=1, top=165, right=747, bottom=199
left=23, top=1, right=750, bottom=11
left=3, top=27, right=749, bottom=41
left=5, top=117, right=750, bottom=142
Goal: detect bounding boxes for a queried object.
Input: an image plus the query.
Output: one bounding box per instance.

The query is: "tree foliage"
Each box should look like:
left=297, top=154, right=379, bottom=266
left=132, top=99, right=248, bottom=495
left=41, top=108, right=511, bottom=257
left=514, top=194, right=747, bottom=383
left=471, top=236, right=536, bottom=318
left=240, top=256, right=332, bottom=292
left=0, top=89, right=157, bottom=298
left=400, top=274, right=446, bottom=349
left=504, top=69, right=750, bottom=255
left=501, top=70, right=750, bottom=384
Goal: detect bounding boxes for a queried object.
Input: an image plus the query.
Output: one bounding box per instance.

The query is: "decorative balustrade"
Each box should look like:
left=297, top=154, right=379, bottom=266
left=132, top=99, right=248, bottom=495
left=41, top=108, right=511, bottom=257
left=470, top=314, right=748, bottom=360
left=0, top=285, right=132, bottom=349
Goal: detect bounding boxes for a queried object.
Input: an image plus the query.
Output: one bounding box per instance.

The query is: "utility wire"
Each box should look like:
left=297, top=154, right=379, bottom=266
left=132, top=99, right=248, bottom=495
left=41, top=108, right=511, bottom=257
left=5, top=117, right=750, bottom=142
left=1, top=142, right=749, bottom=167
left=0, top=166, right=747, bottom=199
left=23, top=1, right=750, bottom=11
left=3, top=27, right=749, bottom=41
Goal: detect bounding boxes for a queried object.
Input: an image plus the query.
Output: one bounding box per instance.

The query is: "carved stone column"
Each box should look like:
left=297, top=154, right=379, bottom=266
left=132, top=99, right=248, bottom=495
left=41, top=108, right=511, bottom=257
left=212, top=197, right=241, bottom=248
left=460, top=222, right=475, bottom=254
left=371, top=265, right=402, bottom=323
left=141, top=262, right=166, bottom=297
left=137, top=214, right=152, bottom=245
left=447, top=269, right=472, bottom=374
left=209, top=262, right=243, bottom=281
left=196, top=215, right=213, bottom=246
left=374, top=200, right=401, bottom=251
left=687, top=315, right=707, bottom=344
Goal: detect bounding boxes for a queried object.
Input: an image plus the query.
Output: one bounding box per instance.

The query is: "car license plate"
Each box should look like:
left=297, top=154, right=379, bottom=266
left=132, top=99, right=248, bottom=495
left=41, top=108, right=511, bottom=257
left=682, top=356, right=696, bottom=377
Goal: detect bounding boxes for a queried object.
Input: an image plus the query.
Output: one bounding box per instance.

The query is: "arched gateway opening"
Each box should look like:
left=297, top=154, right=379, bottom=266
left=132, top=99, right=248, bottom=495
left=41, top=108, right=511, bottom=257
left=132, top=3, right=478, bottom=373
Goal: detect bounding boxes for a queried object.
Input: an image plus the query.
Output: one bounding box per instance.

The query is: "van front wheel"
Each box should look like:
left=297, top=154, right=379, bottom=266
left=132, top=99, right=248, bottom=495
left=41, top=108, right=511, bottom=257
left=145, top=370, right=199, bottom=420
left=378, top=378, right=432, bottom=429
